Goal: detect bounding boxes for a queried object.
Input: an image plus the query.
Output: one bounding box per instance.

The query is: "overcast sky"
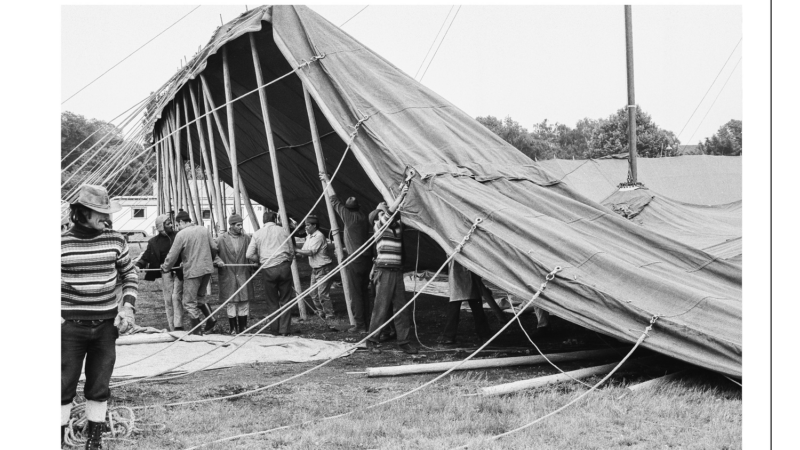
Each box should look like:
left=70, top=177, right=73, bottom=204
left=61, top=4, right=742, bottom=146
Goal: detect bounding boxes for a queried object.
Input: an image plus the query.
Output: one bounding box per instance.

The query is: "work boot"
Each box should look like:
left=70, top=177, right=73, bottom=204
left=379, top=331, right=397, bottom=343
left=347, top=325, right=367, bottom=334
left=189, top=318, right=204, bottom=336
left=237, top=316, right=248, bottom=334
left=366, top=340, right=381, bottom=354
left=228, top=318, right=238, bottom=335
left=399, top=343, right=419, bottom=355
left=198, top=304, right=217, bottom=333
left=84, top=420, right=105, bottom=450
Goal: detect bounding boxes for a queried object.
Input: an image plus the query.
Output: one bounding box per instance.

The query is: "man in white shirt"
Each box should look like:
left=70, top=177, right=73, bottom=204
left=246, top=211, right=296, bottom=335
left=295, top=215, right=335, bottom=319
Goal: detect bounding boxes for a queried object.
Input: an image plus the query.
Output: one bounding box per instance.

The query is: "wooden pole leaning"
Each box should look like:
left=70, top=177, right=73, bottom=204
left=302, top=84, right=356, bottom=326
left=250, top=34, right=307, bottom=320
left=170, top=109, right=190, bottom=219
left=200, top=83, right=227, bottom=231
left=182, top=93, right=204, bottom=223
left=162, top=133, right=174, bottom=215
left=158, top=135, right=170, bottom=214
left=190, top=81, right=223, bottom=232
left=155, top=140, right=163, bottom=215
left=164, top=115, right=180, bottom=213
left=222, top=46, right=242, bottom=217
left=199, top=72, right=259, bottom=231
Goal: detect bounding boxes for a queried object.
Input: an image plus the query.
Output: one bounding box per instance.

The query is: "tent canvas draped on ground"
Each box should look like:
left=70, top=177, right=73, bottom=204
left=148, top=5, right=741, bottom=377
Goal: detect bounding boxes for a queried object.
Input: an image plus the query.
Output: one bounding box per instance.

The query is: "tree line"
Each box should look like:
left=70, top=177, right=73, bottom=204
left=62, top=111, right=157, bottom=198
left=476, top=106, right=742, bottom=160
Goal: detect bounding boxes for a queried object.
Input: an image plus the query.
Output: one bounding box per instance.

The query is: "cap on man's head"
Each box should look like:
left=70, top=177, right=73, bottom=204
left=155, top=214, right=171, bottom=233
left=305, top=215, right=319, bottom=225
left=71, top=184, right=121, bottom=214
left=175, top=210, right=191, bottom=223
left=345, top=197, right=360, bottom=210
left=228, top=213, right=244, bottom=225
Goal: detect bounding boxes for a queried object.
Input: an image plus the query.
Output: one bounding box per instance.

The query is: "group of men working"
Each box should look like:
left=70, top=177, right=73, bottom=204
left=131, top=174, right=420, bottom=356
left=60, top=179, right=521, bottom=448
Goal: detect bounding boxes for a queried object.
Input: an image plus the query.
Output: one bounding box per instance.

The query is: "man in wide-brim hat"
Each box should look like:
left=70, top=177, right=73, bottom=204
left=61, top=184, right=138, bottom=449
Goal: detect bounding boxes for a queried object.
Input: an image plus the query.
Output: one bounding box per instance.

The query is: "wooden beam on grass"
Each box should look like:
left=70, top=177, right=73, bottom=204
left=627, top=370, right=687, bottom=392
left=480, top=355, right=660, bottom=396
left=250, top=33, right=307, bottom=320
left=366, top=349, right=621, bottom=378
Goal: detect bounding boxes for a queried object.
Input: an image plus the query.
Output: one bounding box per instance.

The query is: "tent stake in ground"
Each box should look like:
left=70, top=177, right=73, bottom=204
left=249, top=33, right=307, bottom=320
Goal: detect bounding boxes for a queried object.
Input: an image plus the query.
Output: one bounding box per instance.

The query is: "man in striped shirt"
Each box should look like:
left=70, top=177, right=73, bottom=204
left=61, top=184, right=138, bottom=449
left=366, top=185, right=418, bottom=354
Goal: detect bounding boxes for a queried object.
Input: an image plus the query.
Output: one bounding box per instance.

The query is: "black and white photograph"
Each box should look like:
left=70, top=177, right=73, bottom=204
left=14, top=1, right=777, bottom=448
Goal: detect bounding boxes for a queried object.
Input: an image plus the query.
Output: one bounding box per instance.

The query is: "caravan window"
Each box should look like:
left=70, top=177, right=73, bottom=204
left=132, top=208, right=145, bottom=218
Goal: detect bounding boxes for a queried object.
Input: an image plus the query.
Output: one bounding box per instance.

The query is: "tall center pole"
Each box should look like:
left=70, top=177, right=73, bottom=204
left=222, top=46, right=242, bottom=217
left=302, top=84, right=356, bottom=326
left=624, top=5, right=638, bottom=184
left=250, top=34, right=307, bottom=320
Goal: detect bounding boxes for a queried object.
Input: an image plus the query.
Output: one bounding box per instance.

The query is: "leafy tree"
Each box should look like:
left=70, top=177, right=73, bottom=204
left=697, top=119, right=742, bottom=155
left=61, top=111, right=156, bottom=198
left=476, top=115, right=541, bottom=160
left=592, top=105, right=680, bottom=158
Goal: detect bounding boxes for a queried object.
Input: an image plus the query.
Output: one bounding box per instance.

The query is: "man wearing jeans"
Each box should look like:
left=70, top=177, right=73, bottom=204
left=162, top=210, right=217, bottom=335
left=135, top=214, right=184, bottom=331
left=61, top=184, right=137, bottom=449
left=295, top=215, right=335, bottom=319
left=247, top=211, right=296, bottom=335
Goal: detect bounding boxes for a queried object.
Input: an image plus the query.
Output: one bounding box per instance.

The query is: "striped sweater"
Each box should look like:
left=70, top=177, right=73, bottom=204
left=373, top=211, right=404, bottom=269
left=61, top=224, right=138, bottom=320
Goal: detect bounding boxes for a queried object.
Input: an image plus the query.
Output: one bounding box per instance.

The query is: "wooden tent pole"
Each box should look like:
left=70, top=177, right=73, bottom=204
left=163, top=134, right=174, bottom=215
left=250, top=34, right=307, bottom=320
left=624, top=5, right=638, bottom=184
left=199, top=72, right=259, bottom=231
left=170, top=110, right=189, bottom=218
left=182, top=93, right=204, bottom=222
left=158, top=135, right=170, bottom=214
left=302, top=84, right=356, bottom=326
left=164, top=114, right=180, bottom=213
left=155, top=141, right=163, bottom=215
left=180, top=153, right=199, bottom=226
left=189, top=81, right=223, bottom=232
left=365, top=349, right=620, bottom=377
left=222, top=46, right=242, bottom=216
left=200, top=83, right=227, bottom=231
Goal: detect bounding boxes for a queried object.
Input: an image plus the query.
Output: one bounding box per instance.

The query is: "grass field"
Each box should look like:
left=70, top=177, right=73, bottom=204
left=86, top=240, right=741, bottom=449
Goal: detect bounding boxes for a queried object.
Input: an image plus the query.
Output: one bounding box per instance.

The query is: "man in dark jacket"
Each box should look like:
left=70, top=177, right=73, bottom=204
left=135, top=213, right=184, bottom=331
left=319, top=173, right=371, bottom=333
